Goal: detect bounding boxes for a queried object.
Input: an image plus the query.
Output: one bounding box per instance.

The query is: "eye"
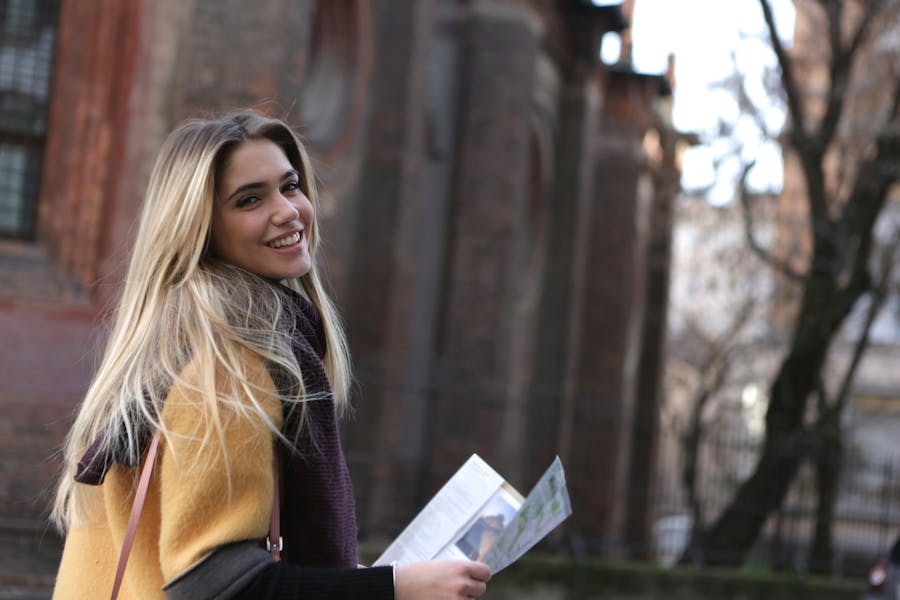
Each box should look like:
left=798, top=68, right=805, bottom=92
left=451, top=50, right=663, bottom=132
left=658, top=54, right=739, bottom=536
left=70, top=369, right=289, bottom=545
left=282, top=180, right=301, bottom=195
left=236, top=195, right=260, bottom=208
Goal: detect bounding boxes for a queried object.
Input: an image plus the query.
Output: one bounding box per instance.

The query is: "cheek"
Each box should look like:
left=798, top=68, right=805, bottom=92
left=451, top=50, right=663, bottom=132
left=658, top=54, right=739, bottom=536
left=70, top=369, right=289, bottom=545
left=208, top=213, right=254, bottom=258
left=300, top=196, right=315, bottom=222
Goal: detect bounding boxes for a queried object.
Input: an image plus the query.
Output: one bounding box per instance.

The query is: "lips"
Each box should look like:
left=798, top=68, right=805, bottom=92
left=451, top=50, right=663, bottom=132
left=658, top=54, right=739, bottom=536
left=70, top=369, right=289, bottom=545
left=267, top=231, right=302, bottom=248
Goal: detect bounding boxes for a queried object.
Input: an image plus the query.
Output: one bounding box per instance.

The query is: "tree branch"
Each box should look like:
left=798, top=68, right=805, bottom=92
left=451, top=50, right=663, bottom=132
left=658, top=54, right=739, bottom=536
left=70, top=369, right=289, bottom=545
left=883, top=79, right=900, bottom=172
left=890, top=74, right=900, bottom=122
left=818, top=0, right=884, bottom=151
left=738, top=162, right=806, bottom=281
left=847, top=0, right=885, bottom=58
left=731, top=55, right=777, bottom=140
left=819, top=233, right=898, bottom=427
left=759, top=0, right=808, bottom=146
left=838, top=145, right=898, bottom=282
left=818, top=1, right=845, bottom=149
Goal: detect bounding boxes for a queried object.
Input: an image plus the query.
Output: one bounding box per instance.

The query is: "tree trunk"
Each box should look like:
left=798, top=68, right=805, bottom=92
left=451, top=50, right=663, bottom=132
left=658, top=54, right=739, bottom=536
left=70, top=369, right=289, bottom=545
left=696, top=427, right=804, bottom=564
left=682, top=421, right=704, bottom=565
left=809, top=414, right=842, bottom=573
left=694, top=298, right=837, bottom=565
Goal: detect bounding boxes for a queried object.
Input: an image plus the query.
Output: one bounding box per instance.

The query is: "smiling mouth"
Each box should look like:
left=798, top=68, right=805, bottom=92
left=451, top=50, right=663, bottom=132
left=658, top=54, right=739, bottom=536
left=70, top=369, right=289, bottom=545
left=268, top=231, right=302, bottom=248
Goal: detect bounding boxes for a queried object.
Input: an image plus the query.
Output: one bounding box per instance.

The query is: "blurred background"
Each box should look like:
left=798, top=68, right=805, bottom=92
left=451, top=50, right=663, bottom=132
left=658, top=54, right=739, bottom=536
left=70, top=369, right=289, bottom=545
left=0, top=0, right=898, bottom=597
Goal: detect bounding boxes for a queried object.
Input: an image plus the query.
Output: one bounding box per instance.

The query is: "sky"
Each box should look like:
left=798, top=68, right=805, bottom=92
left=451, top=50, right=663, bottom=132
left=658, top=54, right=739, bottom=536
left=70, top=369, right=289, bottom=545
left=603, top=0, right=797, bottom=203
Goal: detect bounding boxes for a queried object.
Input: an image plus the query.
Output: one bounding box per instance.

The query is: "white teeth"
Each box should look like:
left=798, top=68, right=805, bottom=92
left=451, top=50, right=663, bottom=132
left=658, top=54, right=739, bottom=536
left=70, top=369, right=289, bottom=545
left=270, top=232, right=301, bottom=248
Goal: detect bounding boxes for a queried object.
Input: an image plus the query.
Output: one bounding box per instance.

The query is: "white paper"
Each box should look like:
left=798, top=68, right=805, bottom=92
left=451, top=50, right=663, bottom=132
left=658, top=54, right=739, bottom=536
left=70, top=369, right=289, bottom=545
left=373, top=454, right=504, bottom=566
left=373, top=454, right=572, bottom=573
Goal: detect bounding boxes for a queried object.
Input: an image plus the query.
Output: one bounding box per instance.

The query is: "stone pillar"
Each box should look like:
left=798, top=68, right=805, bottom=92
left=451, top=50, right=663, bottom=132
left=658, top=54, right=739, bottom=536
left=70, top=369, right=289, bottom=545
left=336, top=0, right=435, bottom=538
left=624, top=143, right=677, bottom=557
left=40, top=0, right=142, bottom=293
left=427, top=2, right=540, bottom=490
left=560, top=117, right=651, bottom=551
left=524, top=79, right=600, bottom=488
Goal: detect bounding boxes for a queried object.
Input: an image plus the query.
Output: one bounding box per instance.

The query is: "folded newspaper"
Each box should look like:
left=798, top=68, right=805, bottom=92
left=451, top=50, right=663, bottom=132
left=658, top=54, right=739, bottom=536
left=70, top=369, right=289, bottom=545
left=373, top=455, right=572, bottom=573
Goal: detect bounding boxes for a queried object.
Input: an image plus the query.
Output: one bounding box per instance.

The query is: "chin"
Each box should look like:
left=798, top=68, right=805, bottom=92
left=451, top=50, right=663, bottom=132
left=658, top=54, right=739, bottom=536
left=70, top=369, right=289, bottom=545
left=279, top=266, right=312, bottom=280
left=261, top=260, right=311, bottom=281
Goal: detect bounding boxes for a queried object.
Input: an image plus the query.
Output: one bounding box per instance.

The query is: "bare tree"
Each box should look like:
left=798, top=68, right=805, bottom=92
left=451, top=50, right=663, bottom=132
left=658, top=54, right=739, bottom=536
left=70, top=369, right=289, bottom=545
left=807, top=234, right=899, bottom=571
left=678, top=298, right=757, bottom=565
left=664, top=197, right=779, bottom=564
left=695, top=0, right=900, bottom=566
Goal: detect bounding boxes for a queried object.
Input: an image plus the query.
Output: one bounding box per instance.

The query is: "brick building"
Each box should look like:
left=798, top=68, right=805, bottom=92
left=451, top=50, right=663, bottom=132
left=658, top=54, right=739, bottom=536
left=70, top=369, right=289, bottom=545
left=0, top=0, right=677, bottom=591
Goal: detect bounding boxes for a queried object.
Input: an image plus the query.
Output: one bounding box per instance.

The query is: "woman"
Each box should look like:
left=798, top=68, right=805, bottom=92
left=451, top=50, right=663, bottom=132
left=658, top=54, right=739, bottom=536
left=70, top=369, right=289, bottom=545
left=51, top=110, right=491, bottom=599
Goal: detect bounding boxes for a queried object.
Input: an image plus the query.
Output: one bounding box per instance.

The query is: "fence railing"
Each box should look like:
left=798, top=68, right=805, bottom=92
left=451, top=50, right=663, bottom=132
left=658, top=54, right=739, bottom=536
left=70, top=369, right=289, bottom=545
left=651, top=422, right=900, bottom=575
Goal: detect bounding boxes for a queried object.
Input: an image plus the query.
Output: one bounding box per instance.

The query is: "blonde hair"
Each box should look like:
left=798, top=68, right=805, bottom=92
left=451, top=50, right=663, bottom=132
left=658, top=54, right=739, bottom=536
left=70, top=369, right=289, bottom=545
left=51, top=110, right=352, bottom=530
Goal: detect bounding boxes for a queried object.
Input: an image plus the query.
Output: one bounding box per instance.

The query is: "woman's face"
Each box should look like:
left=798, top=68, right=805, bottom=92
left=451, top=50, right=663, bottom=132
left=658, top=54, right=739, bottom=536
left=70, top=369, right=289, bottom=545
left=210, top=139, right=314, bottom=280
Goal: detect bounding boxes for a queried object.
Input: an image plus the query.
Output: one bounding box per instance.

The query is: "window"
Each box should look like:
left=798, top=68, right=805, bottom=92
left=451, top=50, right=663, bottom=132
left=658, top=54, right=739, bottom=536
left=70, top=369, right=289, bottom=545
left=0, top=0, right=59, bottom=239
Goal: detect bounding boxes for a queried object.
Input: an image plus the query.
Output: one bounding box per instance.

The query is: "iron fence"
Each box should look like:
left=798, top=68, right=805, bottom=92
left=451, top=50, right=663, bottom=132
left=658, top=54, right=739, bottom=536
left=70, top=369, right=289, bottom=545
left=651, top=423, right=900, bottom=575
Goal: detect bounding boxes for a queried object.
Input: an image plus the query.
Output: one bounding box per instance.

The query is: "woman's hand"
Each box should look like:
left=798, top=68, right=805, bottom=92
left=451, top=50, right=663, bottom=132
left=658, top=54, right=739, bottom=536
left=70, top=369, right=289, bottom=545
left=394, top=560, right=491, bottom=599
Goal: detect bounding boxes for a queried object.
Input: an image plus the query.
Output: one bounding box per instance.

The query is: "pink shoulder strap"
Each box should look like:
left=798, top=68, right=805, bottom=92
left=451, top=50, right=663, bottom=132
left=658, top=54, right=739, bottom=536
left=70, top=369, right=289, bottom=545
left=110, top=429, right=161, bottom=600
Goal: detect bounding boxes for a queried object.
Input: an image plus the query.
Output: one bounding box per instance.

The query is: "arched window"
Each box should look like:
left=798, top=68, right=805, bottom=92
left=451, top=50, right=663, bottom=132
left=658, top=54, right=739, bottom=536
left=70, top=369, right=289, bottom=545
left=297, top=1, right=373, bottom=166
left=0, top=0, right=58, bottom=239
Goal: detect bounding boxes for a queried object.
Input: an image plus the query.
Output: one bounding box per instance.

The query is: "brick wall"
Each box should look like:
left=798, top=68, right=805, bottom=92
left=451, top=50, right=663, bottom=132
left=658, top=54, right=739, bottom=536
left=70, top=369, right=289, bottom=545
left=0, top=1, right=676, bottom=590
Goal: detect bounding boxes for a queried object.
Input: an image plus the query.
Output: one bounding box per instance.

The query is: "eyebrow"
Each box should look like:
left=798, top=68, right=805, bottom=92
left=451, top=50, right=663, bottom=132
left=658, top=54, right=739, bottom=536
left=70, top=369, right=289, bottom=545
left=223, top=169, right=300, bottom=204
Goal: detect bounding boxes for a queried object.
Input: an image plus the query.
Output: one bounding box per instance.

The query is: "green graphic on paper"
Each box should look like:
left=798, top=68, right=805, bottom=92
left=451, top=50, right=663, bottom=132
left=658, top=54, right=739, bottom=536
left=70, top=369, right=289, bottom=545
left=482, top=456, right=572, bottom=572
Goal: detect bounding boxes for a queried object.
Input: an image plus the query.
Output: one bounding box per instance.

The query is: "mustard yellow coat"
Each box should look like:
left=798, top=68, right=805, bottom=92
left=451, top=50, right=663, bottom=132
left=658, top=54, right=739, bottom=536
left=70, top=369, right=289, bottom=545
left=53, top=356, right=282, bottom=599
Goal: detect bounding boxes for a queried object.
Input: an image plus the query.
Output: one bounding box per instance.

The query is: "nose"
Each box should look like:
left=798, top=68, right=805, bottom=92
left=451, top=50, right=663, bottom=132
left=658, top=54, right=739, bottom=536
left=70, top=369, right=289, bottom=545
left=271, top=193, right=300, bottom=226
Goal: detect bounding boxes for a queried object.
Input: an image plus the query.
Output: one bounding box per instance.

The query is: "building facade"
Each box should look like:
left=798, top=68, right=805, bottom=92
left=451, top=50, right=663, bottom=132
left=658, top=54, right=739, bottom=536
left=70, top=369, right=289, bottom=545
left=0, top=0, right=677, bottom=590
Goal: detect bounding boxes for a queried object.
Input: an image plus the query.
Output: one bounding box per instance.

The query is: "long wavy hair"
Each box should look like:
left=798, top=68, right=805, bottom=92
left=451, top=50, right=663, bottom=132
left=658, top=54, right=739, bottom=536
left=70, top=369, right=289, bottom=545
left=51, top=110, right=352, bottom=530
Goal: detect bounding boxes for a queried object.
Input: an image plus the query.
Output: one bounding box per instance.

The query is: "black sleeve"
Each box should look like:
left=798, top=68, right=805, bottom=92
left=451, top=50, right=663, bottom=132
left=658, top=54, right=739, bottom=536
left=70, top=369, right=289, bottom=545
left=233, top=562, right=395, bottom=600
left=163, top=541, right=394, bottom=600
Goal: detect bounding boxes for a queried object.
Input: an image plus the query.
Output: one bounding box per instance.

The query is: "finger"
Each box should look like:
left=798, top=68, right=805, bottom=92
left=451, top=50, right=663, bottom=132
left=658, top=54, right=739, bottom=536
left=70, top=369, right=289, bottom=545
left=469, top=580, right=487, bottom=596
left=468, top=561, right=492, bottom=581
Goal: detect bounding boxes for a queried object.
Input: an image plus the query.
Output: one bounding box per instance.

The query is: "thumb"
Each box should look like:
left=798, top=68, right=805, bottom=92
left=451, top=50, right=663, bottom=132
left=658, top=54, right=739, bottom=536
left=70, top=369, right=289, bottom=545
left=468, top=561, right=492, bottom=582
